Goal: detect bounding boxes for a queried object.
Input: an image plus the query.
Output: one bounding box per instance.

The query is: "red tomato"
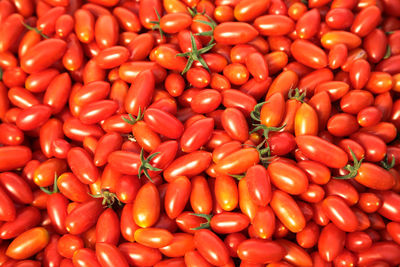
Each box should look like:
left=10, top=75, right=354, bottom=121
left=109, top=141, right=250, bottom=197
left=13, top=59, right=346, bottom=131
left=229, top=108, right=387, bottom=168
left=254, top=15, right=295, bottom=36
left=6, top=227, right=49, bottom=260
left=65, top=199, right=104, bottom=235
left=214, top=22, right=258, bottom=44
left=165, top=176, right=191, bottom=219
left=0, top=146, right=32, bottom=172
left=318, top=223, right=346, bottom=262
left=322, top=196, right=358, bottom=232
left=245, top=165, right=272, bottom=206
left=67, top=147, right=99, bottom=184
left=181, top=118, right=214, bottom=153
left=237, top=239, right=286, bottom=264
left=95, top=243, right=128, bottom=267
left=268, top=161, right=308, bottom=195
left=291, top=40, right=327, bottom=69
left=194, top=229, right=230, bottom=266
left=133, top=182, right=160, bottom=228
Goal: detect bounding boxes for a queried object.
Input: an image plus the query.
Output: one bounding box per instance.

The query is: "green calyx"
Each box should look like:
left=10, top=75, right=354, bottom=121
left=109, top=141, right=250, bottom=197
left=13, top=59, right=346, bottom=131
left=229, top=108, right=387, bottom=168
left=384, top=45, right=391, bottom=59
left=381, top=155, right=396, bottom=170
left=0, top=67, right=3, bottom=81
left=138, top=148, right=162, bottom=182
left=40, top=174, right=59, bottom=195
left=122, top=108, right=144, bottom=125
left=21, top=21, right=49, bottom=39
left=176, top=32, right=215, bottom=74
left=334, top=147, right=364, bottom=179
left=90, top=189, right=122, bottom=208
left=190, top=213, right=213, bottom=230
left=150, top=8, right=166, bottom=40
left=250, top=101, right=266, bottom=122
left=288, top=88, right=306, bottom=102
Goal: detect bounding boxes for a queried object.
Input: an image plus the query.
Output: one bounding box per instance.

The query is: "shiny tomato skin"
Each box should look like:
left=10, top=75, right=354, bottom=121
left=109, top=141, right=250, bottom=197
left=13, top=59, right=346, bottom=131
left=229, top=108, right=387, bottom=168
left=47, top=193, right=68, bottom=234
left=72, top=248, right=101, bottom=267
left=295, top=135, right=348, bottom=169
left=261, top=92, right=285, bottom=127
left=237, top=239, right=286, bottom=264
left=20, top=39, right=67, bottom=74
left=351, top=5, right=381, bottom=37
left=215, top=148, right=259, bottom=175
left=291, top=40, right=327, bottom=69
left=124, top=70, right=154, bottom=117
left=322, top=196, right=358, bottom=232
left=165, top=176, right=191, bottom=219
left=94, top=46, right=129, bottom=69
left=252, top=206, right=275, bottom=239
left=96, top=208, right=120, bottom=245
left=296, top=8, right=320, bottom=39
left=215, top=175, right=239, bottom=212
left=133, top=183, right=160, bottom=228
left=357, top=242, right=400, bottom=266
left=270, top=190, right=306, bottom=233
left=180, top=118, right=214, bottom=153
left=0, top=172, right=33, bottom=204
left=221, top=108, right=249, bottom=142
left=210, top=212, right=250, bottom=234
left=318, top=223, right=346, bottom=262
left=214, top=22, right=258, bottom=44
left=268, top=161, right=308, bottom=195
left=95, top=243, right=129, bottom=267
left=144, top=108, right=184, bottom=139
left=245, top=165, right=272, bottom=206
left=6, top=227, right=49, bottom=260
left=163, top=151, right=212, bottom=182
left=377, top=191, right=400, bottom=222
left=119, top=242, right=161, bottom=266
left=355, top=163, right=395, bottom=190
left=78, top=100, right=118, bottom=125
left=0, top=206, right=40, bottom=239
left=276, top=239, right=313, bottom=267
left=65, top=199, right=104, bottom=235
left=134, top=228, right=173, bottom=248
left=194, top=229, right=230, bottom=266
left=350, top=132, right=386, bottom=162
left=254, top=15, right=295, bottom=36
left=67, top=147, right=99, bottom=184
left=327, top=113, right=359, bottom=137
left=234, top=0, right=270, bottom=21
left=294, top=103, right=319, bottom=136
left=0, top=146, right=32, bottom=172
left=57, top=173, right=91, bottom=203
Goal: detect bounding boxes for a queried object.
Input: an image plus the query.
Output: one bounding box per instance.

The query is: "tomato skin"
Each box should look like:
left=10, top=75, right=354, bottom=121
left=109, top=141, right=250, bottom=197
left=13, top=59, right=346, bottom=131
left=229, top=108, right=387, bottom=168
left=296, top=8, right=320, bottom=39
left=351, top=132, right=386, bottom=162
left=180, top=118, right=214, bottom=153
left=194, top=229, right=230, bottom=266
left=270, top=190, right=306, bottom=233
left=144, top=108, right=184, bottom=139
left=67, top=147, right=99, bottom=184
left=46, top=193, right=68, bottom=234
left=327, top=113, right=359, bottom=137
left=294, top=103, right=319, bottom=136
left=0, top=171, right=33, bottom=204
left=215, top=148, right=259, bottom=175
left=296, top=135, right=347, bottom=169
left=276, top=239, right=313, bottom=267
left=321, top=196, right=358, bottom=232
left=72, top=248, right=101, bottom=267
left=95, top=243, right=128, bottom=267
left=377, top=191, right=400, bottom=223
left=165, top=176, right=191, bottom=219
left=163, top=151, right=212, bottom=182
left=245, top=165, right=272, bottom=206
left=0, top=146, right=32, bottom=172
left=0, top=14, right=24, bottom=53
left=96, top=208, right=119, bottom=245
left=133, top=183, right=160, bottom=228
left=20, top=39, right=67, bottom=74
left=351, top=5, right=381, bottom=37
left=78, top=100, right=118, bottom=124
left=221, top=108, right=249, bottom=142
left=254, top=15, right=295, bottom=36
left=93, top=132, right=122, bottom=167
left=234, top=0, right=270, bottom=21
left=6, top=227, right=49, bottom=260
left=214, top=22, right=258, bottom=45
left=318, top=223, right=345, bottom=262
left=0, top=206, right=40, bottom=240
left=355, top=163, right=395, bottom=190
left=57, top=173, right=91, bottom=203
left=185, top=250, right=213, bottom=267
left=268, top=161, right=308, bottom=195
left=119, top=242, right=162, bottom=267
left=125, top=70, right=154, bottom=117
left=261, top=92, right=285, bottom=127
left=237, top=239, right=286, bottom=264
left=215, top=175, right=239, bottom=211
left=65, top=199, right=104, bottom=235
left=357, top=242, right=400, bottom=266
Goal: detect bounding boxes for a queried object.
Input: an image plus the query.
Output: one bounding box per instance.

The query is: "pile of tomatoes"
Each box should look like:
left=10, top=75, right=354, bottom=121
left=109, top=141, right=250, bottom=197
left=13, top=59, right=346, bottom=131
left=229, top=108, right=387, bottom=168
left=0, top=0, right=400, bottom=266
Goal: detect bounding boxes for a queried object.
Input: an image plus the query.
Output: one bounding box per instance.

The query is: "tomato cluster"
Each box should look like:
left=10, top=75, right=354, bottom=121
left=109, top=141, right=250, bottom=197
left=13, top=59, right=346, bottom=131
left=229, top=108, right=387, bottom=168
left=0, top=0, right=400, bottom=266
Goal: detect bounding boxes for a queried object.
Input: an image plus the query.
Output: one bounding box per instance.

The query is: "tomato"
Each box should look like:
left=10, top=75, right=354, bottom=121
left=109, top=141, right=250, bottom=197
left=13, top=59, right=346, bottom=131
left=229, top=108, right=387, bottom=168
left=318, top=223, right=345, bottom=262
left=221, top=108, right=249, bottom=142
left=215, top=148, right=259, bottom=175
left=377, top=191, right=400, bottom=223
left=0, top=14, right=24, bottom=53
left=0, top=146, right=32, bottom=172
left=214, top=22, right=258, bottom=44
left=270, top=190, right=306, bottom=233
left=245, top=165, right=272, bottom=206
left=223, top=63, right=250, bottom=85
left=357, top=242, right=400, bottom=266
left=56, top=173, right=90, bottom=203
left=351, top=132, right=386, bottom=162
left=254, top=15, right=295, bottom=36
left=237, top=239, right=285, bottom=264
left=194, top=229, right=230, bottom=266
left=252, top=206, right=275, bottom=239
left=185, top=250, right=213, bottom=267
left=164, top=176, right=191, bottom=219
left=143, top=108, right=184, bottom=139
left=234, top=0, right=270, bottom=21
left=163, top=151, right=212, bottom=182
left=0, top=206, right=40, bottom=240
left=65, top=199, right=104, bottom=235
left=95, top=243, right=128, bottom=267
left=261, top=92, right=285, bottom=127
left=215, top=175, right=238, bottom=211
left=294, top=103, right=319, bottom=136
left=67, top=147, right=99, bottom=184
left=355, top=163, right=395, bottom=190
left=351, top=5, right=381, bottom=37
left=268, top=161, right=308, bottom=195
left=296, top=8, right=320, bottom=39
left=6, top=227, right=49, bottom=260
left=133, top=182, right=160, bottom=228
left=321, top=196, right=358, bottom=232
left=296, top=135, right=348, bottom=168
left=180, top=118, right=214, bottom=153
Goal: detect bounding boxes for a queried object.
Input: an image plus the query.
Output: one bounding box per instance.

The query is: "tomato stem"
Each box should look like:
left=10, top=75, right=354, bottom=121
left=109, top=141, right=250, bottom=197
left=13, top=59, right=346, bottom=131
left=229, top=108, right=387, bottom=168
left=150, top=8, right=166, bottom=40
left=384, top=45, right=391, bottom=59
left=229, top=173, right=245, bottom=180
left=334, top=147, right=364, bottom=179
left=250, top=101, right=267, bottom=122
left=288, top=88, right=306, bottom=102
left=176, top=33, right=215, bottom=74
left=21, top=21, right=49, bottom=39
left=90, top=189, right=122, bottom=208
left=40, top=174, right=59, bottom=195
left=380, top=155, right=395, bottom=170
left=122, top=108, right=144, bottom=125
left=138, top=149, right=162, bottom=182
left=189, top=213, right=212, bottom=230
